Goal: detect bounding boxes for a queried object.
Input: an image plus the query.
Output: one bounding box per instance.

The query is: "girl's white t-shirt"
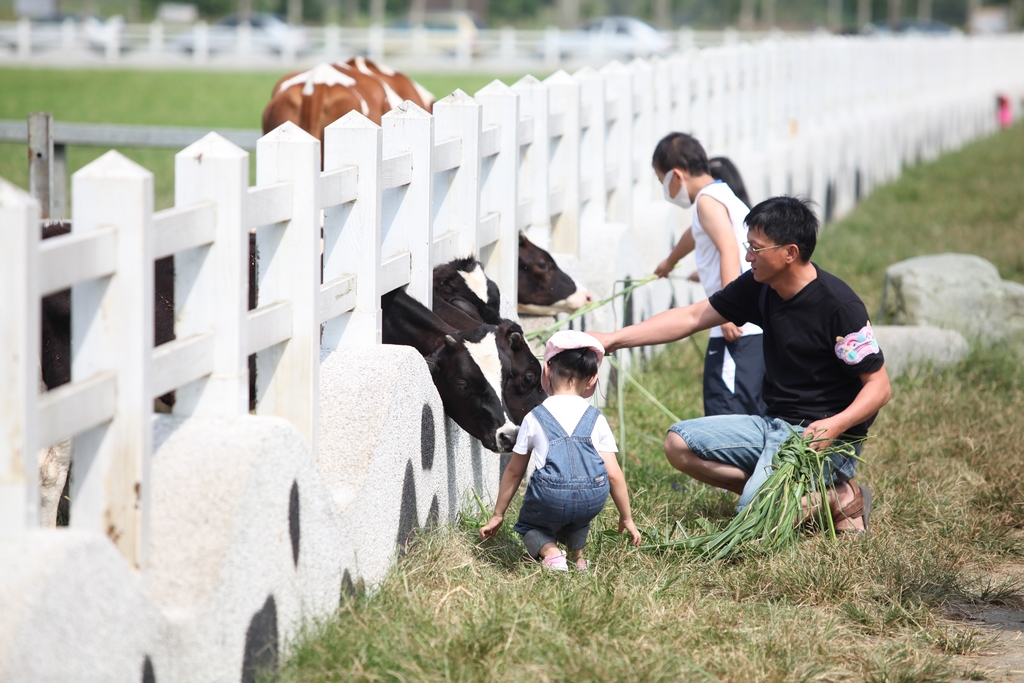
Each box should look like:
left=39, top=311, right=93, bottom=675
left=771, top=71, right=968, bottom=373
left=691, top=180, right=763, bottom=339
left=513, top=395, right=618, bottom=479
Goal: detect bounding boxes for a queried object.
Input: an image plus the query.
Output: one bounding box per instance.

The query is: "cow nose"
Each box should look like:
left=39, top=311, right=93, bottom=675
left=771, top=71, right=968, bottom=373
left=584, top=291, right=593, bottom=303
left=498, top=431, right=516, bottom=452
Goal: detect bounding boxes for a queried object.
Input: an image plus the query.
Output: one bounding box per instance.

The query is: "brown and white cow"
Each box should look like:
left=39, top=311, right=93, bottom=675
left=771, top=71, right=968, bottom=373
left=262, top=58, right=435, bottom=148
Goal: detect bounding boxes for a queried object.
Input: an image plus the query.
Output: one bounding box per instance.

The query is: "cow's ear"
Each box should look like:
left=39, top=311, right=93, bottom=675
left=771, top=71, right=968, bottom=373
left=518, top=231, right=527, bottom=245
left=444, top=334, right=460, bottom=350
left=508, top=331, right=524, bottom=350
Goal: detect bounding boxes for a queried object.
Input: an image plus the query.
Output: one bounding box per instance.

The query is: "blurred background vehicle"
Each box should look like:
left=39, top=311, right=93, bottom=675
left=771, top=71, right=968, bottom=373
left=0, top=13, right=114, bottom=51
left=168, top=12, right=310, bottom=55
left=861, top=18, right=957, bottom=34
left=388, top=9, right=482, bottom=55
left=556, top=15, right=673, bottom=59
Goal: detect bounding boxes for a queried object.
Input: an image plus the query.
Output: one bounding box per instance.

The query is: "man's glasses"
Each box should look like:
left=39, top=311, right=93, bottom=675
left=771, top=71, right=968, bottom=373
left=742, top=242, right=790, bottom=255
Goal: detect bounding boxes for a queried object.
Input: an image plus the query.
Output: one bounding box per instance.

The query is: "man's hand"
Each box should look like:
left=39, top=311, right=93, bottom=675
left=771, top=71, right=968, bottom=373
left=687, top=270, right=700, bottom=282
left=588, top=330, right=619, bottom=354
left=801, top=417, right=844, bottom=451
left=479, top=514, right=503, bottom=540
left=721, top=321, right=744, bottom=342
left=654, top=257, right=677, bottom=279
left=619, top=517, right=642, bottom=547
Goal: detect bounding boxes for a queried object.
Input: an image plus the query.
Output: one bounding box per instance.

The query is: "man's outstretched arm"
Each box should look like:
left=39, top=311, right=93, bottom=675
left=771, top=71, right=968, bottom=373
left=590, top=298, right=727, bottom=353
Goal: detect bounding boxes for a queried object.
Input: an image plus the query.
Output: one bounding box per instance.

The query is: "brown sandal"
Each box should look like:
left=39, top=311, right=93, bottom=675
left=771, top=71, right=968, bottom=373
left=832, top=481, right=871, bottom=536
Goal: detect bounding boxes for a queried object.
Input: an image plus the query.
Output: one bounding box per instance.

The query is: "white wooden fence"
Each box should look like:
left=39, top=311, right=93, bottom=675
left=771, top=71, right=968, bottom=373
left=2, top=34, right=1024, bottom=567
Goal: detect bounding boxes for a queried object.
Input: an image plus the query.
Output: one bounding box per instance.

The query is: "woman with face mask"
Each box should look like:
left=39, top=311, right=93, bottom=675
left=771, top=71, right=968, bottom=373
left=652, top=132, right=766, bottom=417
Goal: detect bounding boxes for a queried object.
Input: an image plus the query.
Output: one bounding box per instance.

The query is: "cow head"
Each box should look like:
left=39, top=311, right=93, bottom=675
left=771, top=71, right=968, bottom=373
left=517, top=233, right=593, bottom=315
left=496, top=320, right=546, bottom=424
left=433, top=257, right=501, bottom=324
left=426, top=327, right=519, bottom=453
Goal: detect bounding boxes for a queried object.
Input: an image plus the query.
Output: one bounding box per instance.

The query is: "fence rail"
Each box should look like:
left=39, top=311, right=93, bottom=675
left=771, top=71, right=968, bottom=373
left=2, top=35, right=1023, bottom=568
left=0, top=18, right=785, bottom=69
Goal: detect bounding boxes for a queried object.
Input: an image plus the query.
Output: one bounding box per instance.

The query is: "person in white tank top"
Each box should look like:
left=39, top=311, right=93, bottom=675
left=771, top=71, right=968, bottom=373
left=651, top=133, right=766, bottom=416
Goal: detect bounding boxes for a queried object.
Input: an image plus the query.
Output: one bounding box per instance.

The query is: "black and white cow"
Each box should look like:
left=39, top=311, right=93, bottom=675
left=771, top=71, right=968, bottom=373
left=382, top=288, right=519, bottom=453
left=433, top=258, right=546, bottom=424
left=517, top=233, right=593, bottom=316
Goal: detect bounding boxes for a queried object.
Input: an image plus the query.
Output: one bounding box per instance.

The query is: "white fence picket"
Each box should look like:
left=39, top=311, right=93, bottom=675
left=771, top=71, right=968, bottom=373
left=322, top=111, right=383, bottom=349
left=381, top=102, right=434, bottom=306
left=253, top=122, right=321, bottom=452
left=69, top=151, right=154, bottom=569
left=601, top=61, right=633, bottom=225
left=432, top=89, right=482, bottom=263
left=574, top=66, right=608, bottom=228
left=513, top=75, right=551, bottom=250
left=0, top=179, right=40, bottom=536
left=544, top=70, right=582, bottom=257
left=171, top=133, right=250, bottom=416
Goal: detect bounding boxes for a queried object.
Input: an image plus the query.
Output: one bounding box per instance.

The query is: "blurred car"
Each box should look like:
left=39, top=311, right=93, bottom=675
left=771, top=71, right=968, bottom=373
left=0, top=13, right=114, bottom=52
left=861, top=18, right=958, bottom=35
left=557, top=16, right=673, bottom=58
left=169, top=13, right=310, bottom=55
left=388, top=10, right=482, bottom=54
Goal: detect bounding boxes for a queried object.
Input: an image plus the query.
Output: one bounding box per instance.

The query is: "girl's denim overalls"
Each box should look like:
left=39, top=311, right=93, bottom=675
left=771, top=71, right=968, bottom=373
left=513, top=404, right=611, bottom=558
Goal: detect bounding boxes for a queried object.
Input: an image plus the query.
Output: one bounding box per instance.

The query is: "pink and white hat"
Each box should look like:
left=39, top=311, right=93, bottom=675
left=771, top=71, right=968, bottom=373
left=542, top=330, right=606, bottom=399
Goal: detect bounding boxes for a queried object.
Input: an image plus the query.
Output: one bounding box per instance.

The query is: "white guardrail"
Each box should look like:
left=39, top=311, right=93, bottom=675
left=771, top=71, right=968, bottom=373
left=2, top=35, right=1024, bottom=566
left=0, top=18, right=782, bottom=69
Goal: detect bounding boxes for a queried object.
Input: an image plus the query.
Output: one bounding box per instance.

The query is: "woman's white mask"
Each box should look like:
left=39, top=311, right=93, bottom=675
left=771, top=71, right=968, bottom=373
left=662, top=170, right=692, bottom=209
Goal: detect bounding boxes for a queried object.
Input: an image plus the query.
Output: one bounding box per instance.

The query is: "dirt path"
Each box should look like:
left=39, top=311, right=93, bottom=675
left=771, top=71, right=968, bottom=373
left=954, top=564, right=1024, bottom=682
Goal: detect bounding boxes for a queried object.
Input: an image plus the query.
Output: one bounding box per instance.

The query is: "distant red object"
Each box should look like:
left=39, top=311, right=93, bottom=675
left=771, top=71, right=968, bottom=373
left=997, top=94, right=1013, bottom=129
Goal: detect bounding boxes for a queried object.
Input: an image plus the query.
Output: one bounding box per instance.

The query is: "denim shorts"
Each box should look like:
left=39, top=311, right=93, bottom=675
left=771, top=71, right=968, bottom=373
left=513, top=478, right=609, bottom=558
left=667, top=414, right=860, bottom=511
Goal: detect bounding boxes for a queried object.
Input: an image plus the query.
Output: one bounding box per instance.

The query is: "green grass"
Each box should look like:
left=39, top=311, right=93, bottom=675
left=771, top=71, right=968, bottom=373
left=814, top=124, right=1024, bottom=314
left=0, top=67, right=528, bottom=210
left=276, top=124, right=1024, bottom=682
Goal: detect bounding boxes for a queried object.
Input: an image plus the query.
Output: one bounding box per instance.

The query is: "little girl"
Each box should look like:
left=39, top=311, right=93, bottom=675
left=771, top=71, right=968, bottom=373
left=480, top=331, right=641, bottom=570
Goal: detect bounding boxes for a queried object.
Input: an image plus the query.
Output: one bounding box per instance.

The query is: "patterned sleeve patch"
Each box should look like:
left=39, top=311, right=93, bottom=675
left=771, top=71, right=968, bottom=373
left=835, top=322, right=880, bottom=365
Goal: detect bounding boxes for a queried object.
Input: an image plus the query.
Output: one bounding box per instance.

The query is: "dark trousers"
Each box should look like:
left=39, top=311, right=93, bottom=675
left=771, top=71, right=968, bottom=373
left=703, top=334, right=766, bottom=417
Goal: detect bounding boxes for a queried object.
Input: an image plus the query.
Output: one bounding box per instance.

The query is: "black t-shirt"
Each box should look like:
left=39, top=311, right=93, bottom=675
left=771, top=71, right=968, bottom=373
left=708, top=266, right=885, bottom=436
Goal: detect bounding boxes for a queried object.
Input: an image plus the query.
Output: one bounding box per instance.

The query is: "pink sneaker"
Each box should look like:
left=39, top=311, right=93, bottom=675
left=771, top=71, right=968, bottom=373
left=541, top=551, right=568, bottom=571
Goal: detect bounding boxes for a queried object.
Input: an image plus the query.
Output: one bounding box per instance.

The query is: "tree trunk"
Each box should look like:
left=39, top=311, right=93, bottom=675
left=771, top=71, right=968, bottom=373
left=739, top=0, right=756, bottom=29
left=857, top=0, right=870, bottom=28
left=917, top=0, right=931, bottom=21
left=888, top=0, right=902, bottom=28
left=557, top=0, right=579, bottom=29
left=761, top=0, right=776, bottom=27
left=238, top=0, right=253, bottom=24
left=287, top=0, right=302, bottom=24
left=654, top=0, right=671, bottom=28
left=370, top=0, right=385, bottom=25
left=827, top=0, right=842, bottom=31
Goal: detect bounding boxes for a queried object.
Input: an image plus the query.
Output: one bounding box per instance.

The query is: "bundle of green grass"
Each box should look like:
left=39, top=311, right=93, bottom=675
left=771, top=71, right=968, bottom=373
left=644, top=431, right=860, bottom=560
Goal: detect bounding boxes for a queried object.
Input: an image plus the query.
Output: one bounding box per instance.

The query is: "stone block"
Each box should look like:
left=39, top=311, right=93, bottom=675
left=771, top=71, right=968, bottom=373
left=873, top=324, right=969, bottom=379
left=318, top=345, right=498, bottom=590
left=146, top=414, right=343, bottom=683
left=0, top=530, right=168, bottom=683
left=880, top=253, right=1024, bottom=346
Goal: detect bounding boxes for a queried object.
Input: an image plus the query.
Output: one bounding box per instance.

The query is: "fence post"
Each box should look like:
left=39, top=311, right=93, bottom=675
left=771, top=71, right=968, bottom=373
left=71, top=151, right=154, bottom=569
left=17, top=18, right=30, bottom=61
left=324, top=22, right=341, bottom=58
left=194, top=20, right=208, bottom=63
left=544, top=70, right=581, bottom=257
left=433, top=89, right=482, bottom=261
left=237, top=20, right=251, bottom=57
left=543, top=26, right=560, bottom=70
left=368, top=23, right=384, bottom=61
left=651, top=56, right=673, bottom=143
left=61, top=16, right=75, bottom=51
left=172, top=134, right=251, bottom=416
left=668, top=52, right=692, bottom=135
left=381, top=102, right=434, bottom=307
left=573, top=66, right=608, bottom=229
left=512, top=75, right=551, bottom=249
left=600, top=61, right=633, bottom=226
left=28, top=112, right=54, bottom=220
left=499, top=25, right=515, bottom=60
left=254, top=122, right=321, bottom=451
left=149, top=20, right=163, bottom=53
left=629, top=58, right=656, bottom=204
left=323, top=112, right=382, bottom=348
left=0, top=178, right=41, bottom=537
left=474, top=80, right=519, bottom=316
left=105, top=17, right=121, bottom=62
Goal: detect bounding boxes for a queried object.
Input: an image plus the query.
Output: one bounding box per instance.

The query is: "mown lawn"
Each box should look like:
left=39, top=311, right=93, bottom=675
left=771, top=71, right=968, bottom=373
left=277, top=123, right=1024, bottom=683
left=0, top=67, right=523, bottom=210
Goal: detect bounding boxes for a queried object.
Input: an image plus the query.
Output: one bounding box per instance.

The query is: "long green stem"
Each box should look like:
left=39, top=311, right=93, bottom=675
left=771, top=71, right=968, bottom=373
left=523, top=273, right=661, bottom=343
left=606, top=354, right=682, bottom=425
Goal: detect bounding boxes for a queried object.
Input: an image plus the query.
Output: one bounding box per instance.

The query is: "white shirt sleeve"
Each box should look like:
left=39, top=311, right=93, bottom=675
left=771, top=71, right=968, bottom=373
left=513, top=414, right=536, bottom=455
left=591, top=414, right=618, bottom=453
